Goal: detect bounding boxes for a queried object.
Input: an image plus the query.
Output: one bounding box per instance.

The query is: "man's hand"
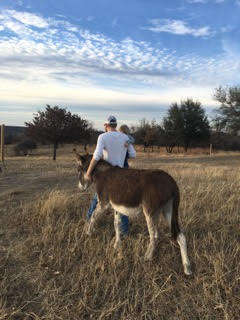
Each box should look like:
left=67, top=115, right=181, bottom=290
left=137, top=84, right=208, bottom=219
left=84, top=172, right=92, bottom=182
left=85, top=158, right=98, bottom=182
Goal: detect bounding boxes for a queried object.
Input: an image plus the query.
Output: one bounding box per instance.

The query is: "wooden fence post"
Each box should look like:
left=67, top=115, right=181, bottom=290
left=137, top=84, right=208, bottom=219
left=1, top=124, right=5, bottom=163
left=209, top=143, right=212, bottom=156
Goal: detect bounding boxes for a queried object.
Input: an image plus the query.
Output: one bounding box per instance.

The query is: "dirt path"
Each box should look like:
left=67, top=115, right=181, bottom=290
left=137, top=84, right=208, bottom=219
left=0, top=169, right=78, bottom=205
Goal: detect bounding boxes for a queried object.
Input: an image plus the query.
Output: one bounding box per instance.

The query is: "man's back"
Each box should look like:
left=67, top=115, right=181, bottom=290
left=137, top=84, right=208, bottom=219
left=93, top=131, right=135, bottom=168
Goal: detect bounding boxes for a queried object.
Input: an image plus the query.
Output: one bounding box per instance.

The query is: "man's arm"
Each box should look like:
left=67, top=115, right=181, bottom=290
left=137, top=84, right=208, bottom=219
left=85, top=134, right=104, bottom=179
left=127, top=144, right=136, bottom=159
left=85, top=158, right=98, bottom=179
left=124, top=135, right=135, bottom=148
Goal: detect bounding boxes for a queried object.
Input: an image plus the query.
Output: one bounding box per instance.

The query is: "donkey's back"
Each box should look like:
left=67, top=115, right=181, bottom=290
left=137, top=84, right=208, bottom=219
left=97, top=168, right=178, bottom=212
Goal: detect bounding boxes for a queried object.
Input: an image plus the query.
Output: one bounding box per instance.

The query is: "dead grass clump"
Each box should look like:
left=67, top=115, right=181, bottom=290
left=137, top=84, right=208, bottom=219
left=0, top=152, right=240, bottom=319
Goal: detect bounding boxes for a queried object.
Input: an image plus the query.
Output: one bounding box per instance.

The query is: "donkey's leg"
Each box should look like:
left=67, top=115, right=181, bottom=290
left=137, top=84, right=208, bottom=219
left=163, top=199, right=192, bottom=275
left=163, top=198, right=181, bottom=239
left=113, top=211, right=121, bottom=250
left=143, top=208, right=159, bottom=261
left=163, top=198, right=173, bottom=230
left=177, top=232, right=192, bottom=275
left=86, top=203, right=105, bottom=236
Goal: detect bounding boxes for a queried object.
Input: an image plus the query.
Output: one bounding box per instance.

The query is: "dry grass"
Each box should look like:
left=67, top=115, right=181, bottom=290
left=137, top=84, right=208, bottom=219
left=0, top=146, right=240, bottom=319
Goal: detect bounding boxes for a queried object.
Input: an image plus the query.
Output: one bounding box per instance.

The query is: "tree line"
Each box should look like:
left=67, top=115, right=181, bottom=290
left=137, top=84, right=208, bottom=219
left=131, top=85, right=240, bottom=153
left=5, top=85, right=240, bottom=159
left=132, top=98, right=210, bottom=153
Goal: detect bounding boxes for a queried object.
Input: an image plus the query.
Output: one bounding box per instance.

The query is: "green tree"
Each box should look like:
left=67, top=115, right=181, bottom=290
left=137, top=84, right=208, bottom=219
left=162, top=103, right=184, bottom=153
left=213, top=85, right=240, bottom=134
left=25, top=105, right=91, bottom=160
left=163, top=99, right=210, bottom=152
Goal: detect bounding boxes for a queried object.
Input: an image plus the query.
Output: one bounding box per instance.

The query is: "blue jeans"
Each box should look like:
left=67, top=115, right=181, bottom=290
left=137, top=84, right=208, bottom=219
left=124, top=151, right=129, bottom=169
left=87, top=193, right=129, bottom=235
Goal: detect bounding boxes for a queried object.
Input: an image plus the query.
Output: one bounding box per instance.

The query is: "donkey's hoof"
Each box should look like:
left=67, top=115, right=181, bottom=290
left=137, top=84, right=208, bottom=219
left=85, top=224, right=93, bottom=236
left=184, top=264, right=192, bottom=276
left=113, top=242, right=121, bottom=250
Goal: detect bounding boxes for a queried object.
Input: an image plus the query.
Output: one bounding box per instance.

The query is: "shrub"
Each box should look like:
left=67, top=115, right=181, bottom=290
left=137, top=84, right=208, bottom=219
left=14, top=140, right=37, bottom=156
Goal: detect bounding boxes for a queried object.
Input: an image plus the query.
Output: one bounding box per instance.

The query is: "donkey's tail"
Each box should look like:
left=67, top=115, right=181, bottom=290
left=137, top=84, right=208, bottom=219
left=171, top=187, right=181, bottom=240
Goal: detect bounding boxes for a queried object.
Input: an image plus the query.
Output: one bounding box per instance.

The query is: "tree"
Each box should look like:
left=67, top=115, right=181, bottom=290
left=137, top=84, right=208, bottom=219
left=131, top=118, right=148, bottom=146
left=25, top=105, right=91, bottom=160
left=162, top=99, right=210, bottom=152
left=213, top=85, right=240, bottom=134
left=162, top=103, right=184, bottom=153
left=131, top=119, right=162, bottom=151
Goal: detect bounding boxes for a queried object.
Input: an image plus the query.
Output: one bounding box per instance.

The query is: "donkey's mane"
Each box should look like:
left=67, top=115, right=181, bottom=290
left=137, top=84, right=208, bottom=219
left=96, top=158, right=113, bottom=168
left=84, top=154, right=117, bottom=170
left=92, top=157, right=119, bottom=176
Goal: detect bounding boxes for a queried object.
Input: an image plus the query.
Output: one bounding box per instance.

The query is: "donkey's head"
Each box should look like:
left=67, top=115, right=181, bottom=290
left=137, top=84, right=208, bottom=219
left=73, top=149, right=93, bottom=191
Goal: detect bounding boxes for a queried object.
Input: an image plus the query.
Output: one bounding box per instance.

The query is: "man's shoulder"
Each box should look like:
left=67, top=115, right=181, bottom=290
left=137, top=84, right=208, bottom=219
left=100, top=131, right=126, bottom=139
left=120, top=132, right=129, bottom=139
left=97, top=132, right=117, bottom=142
left=97, top=132, right=108, bottom=140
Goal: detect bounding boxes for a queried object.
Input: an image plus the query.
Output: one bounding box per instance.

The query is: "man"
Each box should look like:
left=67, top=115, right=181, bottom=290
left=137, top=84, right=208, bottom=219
left=85, top=115, right=136, bottom=235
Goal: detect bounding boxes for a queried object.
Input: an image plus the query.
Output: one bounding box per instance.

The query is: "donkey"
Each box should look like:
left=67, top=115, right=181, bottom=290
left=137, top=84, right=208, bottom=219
left=74, top=151, right=192, bottom=275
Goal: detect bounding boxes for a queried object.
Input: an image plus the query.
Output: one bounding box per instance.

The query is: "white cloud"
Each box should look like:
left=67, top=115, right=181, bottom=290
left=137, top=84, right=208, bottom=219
left=236, top=0, right=240, bottom=6
left=49, top=18, right=78, bottom=32
left=143, top=19, right=213, bottom=37
left=0, top=9, right=239, bottom=126
left=222, top=38, right=240, bottom=59
left=6, top=10, right=48, bottom=28
left=0, top=9, right=237, bottom=88
left=0, top=79, right=218, bottom=128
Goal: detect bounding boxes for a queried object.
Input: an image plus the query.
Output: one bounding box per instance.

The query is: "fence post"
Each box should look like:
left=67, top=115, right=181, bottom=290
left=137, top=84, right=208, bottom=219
left=209, top=143, right=212, bottom=156
left=1, top=124, right=5, bottom=163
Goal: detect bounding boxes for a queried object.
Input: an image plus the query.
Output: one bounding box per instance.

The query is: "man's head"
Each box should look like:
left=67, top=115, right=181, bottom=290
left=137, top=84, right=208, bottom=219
left=104, top=115, right=117, bottom=132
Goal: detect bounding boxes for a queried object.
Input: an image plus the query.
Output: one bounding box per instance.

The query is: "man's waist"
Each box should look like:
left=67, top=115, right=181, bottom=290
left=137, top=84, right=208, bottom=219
left=103, top=158, right=124, bottom=168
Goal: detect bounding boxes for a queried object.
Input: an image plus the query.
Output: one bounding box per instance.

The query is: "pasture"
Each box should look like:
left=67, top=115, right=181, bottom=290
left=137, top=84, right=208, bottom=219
left=0, top=146, right=239, bottom=320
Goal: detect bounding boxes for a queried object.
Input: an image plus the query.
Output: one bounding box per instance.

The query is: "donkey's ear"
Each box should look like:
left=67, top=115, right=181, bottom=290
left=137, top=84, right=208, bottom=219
left=73, top=148, right=84, bottom=165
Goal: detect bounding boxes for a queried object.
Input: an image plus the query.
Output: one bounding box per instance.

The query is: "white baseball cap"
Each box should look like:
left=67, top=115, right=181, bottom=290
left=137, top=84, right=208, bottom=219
left=105, top=115, right=117, bottom=125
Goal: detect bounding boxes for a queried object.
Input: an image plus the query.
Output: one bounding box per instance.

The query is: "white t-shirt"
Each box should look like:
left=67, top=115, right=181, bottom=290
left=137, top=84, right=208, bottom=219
left=93, top=131, right=136, bottom=168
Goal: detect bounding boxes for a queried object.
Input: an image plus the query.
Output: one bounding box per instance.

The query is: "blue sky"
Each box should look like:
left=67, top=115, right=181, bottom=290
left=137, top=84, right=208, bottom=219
left=0, top=0, right=240, bottom=129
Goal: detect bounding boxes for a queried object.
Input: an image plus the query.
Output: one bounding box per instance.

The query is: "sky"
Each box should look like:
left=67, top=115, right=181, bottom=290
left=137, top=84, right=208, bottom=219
left=0, top=0, right=240, bottom=129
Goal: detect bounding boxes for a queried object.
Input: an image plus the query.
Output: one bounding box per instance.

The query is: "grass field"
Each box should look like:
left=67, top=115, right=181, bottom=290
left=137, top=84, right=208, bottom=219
left=0, top=146, right=240, bottom=319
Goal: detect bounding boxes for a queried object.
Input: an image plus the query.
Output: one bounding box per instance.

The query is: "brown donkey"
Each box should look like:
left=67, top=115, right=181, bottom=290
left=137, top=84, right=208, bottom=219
left=74, top=151, right=192, bottom=275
